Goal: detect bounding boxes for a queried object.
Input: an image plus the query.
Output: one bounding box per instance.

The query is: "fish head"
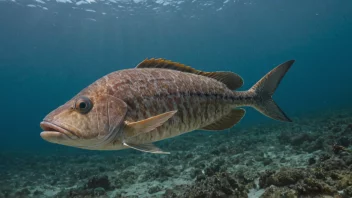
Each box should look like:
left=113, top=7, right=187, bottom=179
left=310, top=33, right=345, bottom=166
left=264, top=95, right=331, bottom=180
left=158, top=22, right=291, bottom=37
left=40, top=90, right=128, bottom=149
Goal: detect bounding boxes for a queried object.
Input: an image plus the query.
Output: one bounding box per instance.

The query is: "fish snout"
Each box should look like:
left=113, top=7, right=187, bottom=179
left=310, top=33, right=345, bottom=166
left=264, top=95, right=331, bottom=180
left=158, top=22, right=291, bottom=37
left=40, top=121, right=79, bottom=142
left=40, top=131, right=72, bottom=144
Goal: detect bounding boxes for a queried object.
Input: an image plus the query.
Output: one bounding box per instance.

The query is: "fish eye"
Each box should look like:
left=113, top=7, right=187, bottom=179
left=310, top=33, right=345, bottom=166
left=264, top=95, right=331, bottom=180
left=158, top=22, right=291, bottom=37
left=75, top=96, right=93, bottom=114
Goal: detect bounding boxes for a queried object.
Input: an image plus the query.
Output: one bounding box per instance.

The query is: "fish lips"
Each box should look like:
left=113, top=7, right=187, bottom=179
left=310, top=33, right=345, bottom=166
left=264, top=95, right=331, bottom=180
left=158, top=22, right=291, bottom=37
left=40, top=121, right=78, bottom=143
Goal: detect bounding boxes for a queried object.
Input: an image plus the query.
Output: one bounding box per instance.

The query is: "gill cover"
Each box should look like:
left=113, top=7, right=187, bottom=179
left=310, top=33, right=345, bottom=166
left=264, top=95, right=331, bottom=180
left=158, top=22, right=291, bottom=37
left=85, top=95, right=128, bottom=149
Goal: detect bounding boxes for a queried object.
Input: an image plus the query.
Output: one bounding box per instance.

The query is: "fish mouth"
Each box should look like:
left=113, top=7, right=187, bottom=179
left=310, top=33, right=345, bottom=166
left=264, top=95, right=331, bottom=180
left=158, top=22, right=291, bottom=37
left=40, top=121, right=78, bottom=140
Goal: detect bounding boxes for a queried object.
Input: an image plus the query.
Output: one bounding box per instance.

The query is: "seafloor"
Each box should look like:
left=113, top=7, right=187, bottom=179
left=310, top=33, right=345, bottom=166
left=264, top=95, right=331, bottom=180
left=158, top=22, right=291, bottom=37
left=1, top=108, right=352, bottom=198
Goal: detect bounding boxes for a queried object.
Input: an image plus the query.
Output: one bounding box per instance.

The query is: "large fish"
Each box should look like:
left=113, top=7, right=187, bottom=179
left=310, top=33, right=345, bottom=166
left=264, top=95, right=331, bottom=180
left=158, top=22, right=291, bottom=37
left=40, top=58, right=294, bottom=154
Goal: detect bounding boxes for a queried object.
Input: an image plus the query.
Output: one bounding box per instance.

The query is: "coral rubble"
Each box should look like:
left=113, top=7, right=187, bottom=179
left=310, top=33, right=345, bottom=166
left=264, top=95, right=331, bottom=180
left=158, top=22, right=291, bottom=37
left=0, top=109, right=351, bottom=197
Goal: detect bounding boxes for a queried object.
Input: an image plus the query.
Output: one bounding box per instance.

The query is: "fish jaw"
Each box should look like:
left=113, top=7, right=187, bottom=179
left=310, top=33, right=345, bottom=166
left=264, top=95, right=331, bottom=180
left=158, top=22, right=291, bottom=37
left=40, top=121, right=79, bottom=146
left=40, top=121, right=126, bottom=150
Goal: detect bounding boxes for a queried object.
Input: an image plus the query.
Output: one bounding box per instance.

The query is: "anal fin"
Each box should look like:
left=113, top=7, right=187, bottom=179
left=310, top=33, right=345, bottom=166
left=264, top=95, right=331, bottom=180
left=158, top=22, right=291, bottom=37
left=123, top=142, right=170, bottom=154
left=201, top=108, right=246, bottom=131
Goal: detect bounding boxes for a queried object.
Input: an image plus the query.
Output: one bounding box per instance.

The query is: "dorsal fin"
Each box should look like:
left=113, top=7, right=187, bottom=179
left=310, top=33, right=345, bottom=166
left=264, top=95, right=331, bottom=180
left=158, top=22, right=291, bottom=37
left=201, top=108, right=246, bottom=131
left=136, top=58, right=244, bottom=90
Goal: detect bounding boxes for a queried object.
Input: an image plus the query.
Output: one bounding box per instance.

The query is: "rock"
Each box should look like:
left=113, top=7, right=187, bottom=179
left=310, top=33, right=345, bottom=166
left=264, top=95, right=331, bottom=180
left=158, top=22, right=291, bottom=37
left=50, top=178, right=58, bottom=185
left=290, top=133, right=314, bottom=146
left=321, top=158, right=347, bottom=171
left=278, top=132, right=291, bottom=144
left=190, top=168, right=202, bottom=179
left=235, top=168, right=258, bottom=184
left=260, top=168, right=305, bottom=187
left=204, top=158, right=226, bottom=177
left=113, top=193, right=123, bottom=198
left=337, top=136, right=351, bottom=147
left=163, top=189, right=177, bottom=198
left=308, top=157, right=316, bottom=165
left=196, top=174, right=206, bottom=181
left=148, top=185, right=162, bottom=194
left=259, top=170, right=276, bottom=188
left=343, top=186, right=352, bottom=198
left=341, top=154, right=352, bottom=166
left=113, top=178, right=123, bottom=189
left=312, top=168, right=326, bottom=180
left=210, top=149, right=220, bottom=155
left=262, top=158, right=273, bottom=166
left=65, top=188, right=94, bottom=198
left=332, top=127, right=342, bottom=133
left=304, top=138, right=325, bottom=152
left=319, top=152, right=331, bottom=162
left=260, top=186, right=297, bottom=198
left=58, top=185, right=109, bottom=198
left=185, top=153, right=194, bottom=159
left=140, top=166, right=176, bottom=182
left=259, top=161, right=352, bottom=197
left=33, top=190, right=43, bottom=196
left=86, top=175, right=111, bottom=190
left=344, top=124, right=352, bottom=134
left=0, top=188, right=11, bottom=198
left=15, top=188, right=30, bottom=197
left=75, top=168, right=100, bottom=180
left=119, top=170, right=138, bottom=185
left=298, top=177, right=337, bottom=195
left=98, top=166, right=106, bottom=172
left=94, top=187, right=106, bottom=196
left=182, top=172, right=248, bottom=198
left=336, top=172, right=352, bottom=189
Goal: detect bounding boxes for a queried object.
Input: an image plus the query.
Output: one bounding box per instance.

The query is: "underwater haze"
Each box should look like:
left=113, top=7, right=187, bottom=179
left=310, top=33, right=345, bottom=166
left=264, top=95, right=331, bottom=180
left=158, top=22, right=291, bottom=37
left=1, top=0, right=352, bottom=197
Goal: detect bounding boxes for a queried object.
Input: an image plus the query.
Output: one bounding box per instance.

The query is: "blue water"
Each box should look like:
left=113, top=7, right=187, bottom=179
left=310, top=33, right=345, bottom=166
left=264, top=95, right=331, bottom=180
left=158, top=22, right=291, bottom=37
left=0, top=0, right=351, bottom=155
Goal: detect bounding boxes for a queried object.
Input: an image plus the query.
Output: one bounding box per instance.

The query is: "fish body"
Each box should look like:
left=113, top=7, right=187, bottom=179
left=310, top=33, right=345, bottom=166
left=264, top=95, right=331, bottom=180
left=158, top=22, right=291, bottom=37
left=40, top=59, right=294, bottom=154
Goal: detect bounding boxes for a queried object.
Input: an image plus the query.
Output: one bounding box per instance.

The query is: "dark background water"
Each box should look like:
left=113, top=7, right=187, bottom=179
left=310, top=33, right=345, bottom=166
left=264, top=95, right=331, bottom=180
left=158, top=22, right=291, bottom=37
left=0, top=0, right=351, bottom=153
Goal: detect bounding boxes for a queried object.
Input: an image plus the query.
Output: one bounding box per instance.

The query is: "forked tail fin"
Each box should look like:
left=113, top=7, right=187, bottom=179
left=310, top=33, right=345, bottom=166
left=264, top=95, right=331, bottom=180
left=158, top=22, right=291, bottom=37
left=249, top=60, right=295, bottom=122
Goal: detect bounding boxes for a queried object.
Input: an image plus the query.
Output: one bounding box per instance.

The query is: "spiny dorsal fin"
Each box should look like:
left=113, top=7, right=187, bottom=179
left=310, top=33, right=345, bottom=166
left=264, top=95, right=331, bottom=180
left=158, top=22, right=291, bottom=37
left=201, top=108, right=246, bottom=131
left=136, top=58, right=244, bottom=90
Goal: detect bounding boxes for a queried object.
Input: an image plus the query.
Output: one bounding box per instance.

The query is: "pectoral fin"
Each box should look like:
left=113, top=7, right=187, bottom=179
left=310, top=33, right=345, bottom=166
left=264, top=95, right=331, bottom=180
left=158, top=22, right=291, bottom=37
left=124, top=110, right=177, bottom=139
left=123, top=142, right=170, bottom=154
